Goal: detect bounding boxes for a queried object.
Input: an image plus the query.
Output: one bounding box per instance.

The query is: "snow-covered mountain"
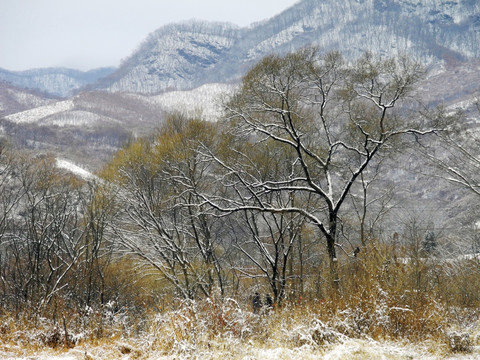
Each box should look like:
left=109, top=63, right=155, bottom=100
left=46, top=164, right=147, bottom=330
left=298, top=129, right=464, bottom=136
left=2, top=0, right=478, bottom=96
left=1, top=0, right=479, bottom=172
left=95, top=0, right=480, bottom=94
left=94, top=22, right=240, bottom=94
left=0, top=67, right=115, bottom=97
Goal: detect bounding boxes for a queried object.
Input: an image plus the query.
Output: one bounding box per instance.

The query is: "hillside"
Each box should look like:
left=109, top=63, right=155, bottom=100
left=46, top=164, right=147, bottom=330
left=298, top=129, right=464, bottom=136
left=0, top=82, right=59, bottom=118
left=96, top=0, right=480, bottom=94
left=0, top=81, right=237, bottom=170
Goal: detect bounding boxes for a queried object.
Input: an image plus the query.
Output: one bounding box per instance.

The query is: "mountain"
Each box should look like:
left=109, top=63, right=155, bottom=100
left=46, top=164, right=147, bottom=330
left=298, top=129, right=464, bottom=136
left=3, top=0, right=478, bottom=96
left=95, top=0, right=480, bottom=94
left=0, top=67, right=116, bottom=97
left=1, top=0, right=479, bottom=173
left=93, top=21, right=240, bottom=94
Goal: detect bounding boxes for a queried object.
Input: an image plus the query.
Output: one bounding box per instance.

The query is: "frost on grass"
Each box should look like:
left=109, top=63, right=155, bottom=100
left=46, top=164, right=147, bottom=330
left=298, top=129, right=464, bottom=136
left=447, top=331, right=472, bottom=353
left=2, top=298, right=480, bottom=359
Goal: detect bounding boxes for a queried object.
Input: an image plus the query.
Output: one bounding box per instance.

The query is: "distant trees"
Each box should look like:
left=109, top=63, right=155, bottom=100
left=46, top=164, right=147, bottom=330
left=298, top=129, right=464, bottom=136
left=0, top=146, right=119, bottom=315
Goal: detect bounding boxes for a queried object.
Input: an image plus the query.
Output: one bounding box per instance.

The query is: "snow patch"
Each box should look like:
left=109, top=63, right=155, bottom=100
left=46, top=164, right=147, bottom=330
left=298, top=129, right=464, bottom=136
left=149, top=83, right=236, bottom=121
left=5, top=100, right=74, bottom=124
left=56, top=159, right=96, bottom=181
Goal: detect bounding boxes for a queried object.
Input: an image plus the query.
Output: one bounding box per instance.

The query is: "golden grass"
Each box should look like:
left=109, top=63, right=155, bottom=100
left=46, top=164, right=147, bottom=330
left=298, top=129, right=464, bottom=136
left=1, top=241, right=480, bottom=358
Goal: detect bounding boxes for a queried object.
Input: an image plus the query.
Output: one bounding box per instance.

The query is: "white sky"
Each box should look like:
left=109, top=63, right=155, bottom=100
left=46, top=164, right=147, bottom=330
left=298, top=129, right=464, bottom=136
left=0, top=0, right=300, bottom=72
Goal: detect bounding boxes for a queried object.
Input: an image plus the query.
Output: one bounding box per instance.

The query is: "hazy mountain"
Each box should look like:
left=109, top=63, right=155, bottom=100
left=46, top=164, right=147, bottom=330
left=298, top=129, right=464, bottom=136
left=96, top=0, right=480, bottom=94
left=0, top=67, right=116, bottom=97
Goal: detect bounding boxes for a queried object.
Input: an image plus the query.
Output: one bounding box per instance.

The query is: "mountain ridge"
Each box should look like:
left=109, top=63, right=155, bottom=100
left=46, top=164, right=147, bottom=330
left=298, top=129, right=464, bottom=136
left=1, top=0, right=478, bottom=96
left=0, top=66, right=116, bottom=97
left=94, top=0, right=480, bottom=94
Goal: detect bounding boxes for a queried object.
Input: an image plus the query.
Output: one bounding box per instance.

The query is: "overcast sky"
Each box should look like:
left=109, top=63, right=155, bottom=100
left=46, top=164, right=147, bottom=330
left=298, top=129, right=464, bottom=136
left=0, top=0, right=299, bottom=72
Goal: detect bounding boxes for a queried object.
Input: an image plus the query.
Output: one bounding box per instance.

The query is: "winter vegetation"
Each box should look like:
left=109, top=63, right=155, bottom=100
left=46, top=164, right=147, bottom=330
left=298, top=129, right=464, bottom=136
left=1, top=47, right=480, bottom=359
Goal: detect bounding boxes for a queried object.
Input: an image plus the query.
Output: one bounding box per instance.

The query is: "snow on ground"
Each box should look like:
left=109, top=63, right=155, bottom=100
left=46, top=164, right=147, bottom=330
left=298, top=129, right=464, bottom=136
left=148, top=83, right=236, bottom=121
left=2, top=339, right=479, bottom=360
left=5, top=100, right=74, bottom=124
left=56, top=159, right=97, bottom=181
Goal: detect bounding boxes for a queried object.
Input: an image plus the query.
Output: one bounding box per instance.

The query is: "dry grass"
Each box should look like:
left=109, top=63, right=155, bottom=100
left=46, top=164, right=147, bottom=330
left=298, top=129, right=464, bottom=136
left=1, top=242, right=480, bottom=359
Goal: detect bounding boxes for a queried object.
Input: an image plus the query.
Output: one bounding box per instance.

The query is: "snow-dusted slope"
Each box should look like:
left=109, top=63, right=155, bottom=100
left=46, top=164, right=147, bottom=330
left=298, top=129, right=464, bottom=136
left=5, top=100, right=74, bottom=124
left=147, top=83, right=236, bottom=121
left=0, top=84, right=56, bottom=117
left=95, top=0, right=480, bottom=94
left=2, top=82, right=234, bottom=129
left=56, top=158, right=97, bottom=181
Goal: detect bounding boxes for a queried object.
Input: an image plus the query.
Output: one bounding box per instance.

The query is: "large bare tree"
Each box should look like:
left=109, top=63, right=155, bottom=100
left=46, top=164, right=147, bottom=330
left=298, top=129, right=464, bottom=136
left=200, top=48, right=443, bottom=280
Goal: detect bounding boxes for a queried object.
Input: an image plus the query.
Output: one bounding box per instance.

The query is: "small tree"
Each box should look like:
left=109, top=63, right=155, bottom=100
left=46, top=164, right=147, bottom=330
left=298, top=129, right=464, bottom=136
left=104, top=114, right=227, bottom=299
left=422, top=229, right=437, bottom=254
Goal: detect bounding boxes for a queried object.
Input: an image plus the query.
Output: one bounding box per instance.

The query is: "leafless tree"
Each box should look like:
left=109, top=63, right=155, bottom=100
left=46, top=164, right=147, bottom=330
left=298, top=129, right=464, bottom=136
left=0, top=154, right=89, bottom=312
left=226, top=190, right=307, bottom=304
left=420, top=100, right=480, bottom=197
left=199, top=48, right=443, bottom=284
left=109, top=116, right=226, bottom=299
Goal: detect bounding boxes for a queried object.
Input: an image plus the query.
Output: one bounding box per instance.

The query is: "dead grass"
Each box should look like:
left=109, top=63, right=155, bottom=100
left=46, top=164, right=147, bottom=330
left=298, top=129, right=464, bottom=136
left=2, top=241, right=480, bottom=359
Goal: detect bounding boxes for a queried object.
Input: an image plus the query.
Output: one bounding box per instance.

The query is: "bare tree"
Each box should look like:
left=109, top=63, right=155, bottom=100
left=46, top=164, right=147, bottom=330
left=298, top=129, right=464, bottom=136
left=420, top=100, right=480, bottom=197
left=79, top=181, right=118, bottom=307
left=347, top=158, right=397, bottom=247
left=107, top=115, right=226, bottom=299
left=199, top=48, right=442, bottom=283
left=226, top=190, right=307, bottom=305
left=0, top=143, right=27, bottom=305
left=0, top=154, right=88, bottom=312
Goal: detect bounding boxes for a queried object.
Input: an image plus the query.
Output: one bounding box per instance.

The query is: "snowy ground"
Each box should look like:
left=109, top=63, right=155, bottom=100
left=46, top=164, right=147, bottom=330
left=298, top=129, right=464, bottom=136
left=2, top=339, right=479, bottom=360
left=56, top=158, right=97, bottom=181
